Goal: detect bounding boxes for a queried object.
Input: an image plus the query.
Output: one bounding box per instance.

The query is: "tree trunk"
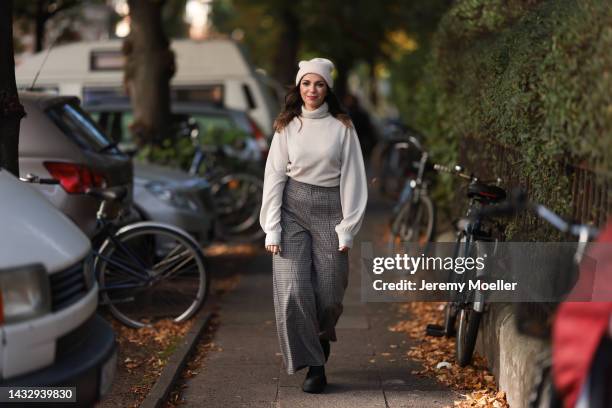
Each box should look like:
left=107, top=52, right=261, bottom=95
left=0, top=0, right=25, bottom=177
left=123, top=0, right=175, bottom=146
left=273, top=5, right=300, bottom=88
left=35, top=0, right=46, bottom=53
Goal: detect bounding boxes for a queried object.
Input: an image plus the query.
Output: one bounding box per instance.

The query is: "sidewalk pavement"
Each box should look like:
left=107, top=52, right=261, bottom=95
left=181, top=197, right=458, bottom=408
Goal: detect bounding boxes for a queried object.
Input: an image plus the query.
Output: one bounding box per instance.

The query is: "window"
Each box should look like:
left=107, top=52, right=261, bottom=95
left=83, top=87, right=128, bottom=106
left=172, top=85, right=224, bottom=105
left=46, top=103, right=121, bottom=154
left=91, top=111, right=132, bottom=145
left=119, top=112, right=134, bottom=143
left=242, top=84, right=256, bottom=110
left=90, top=49, right=124, bottom=71
left=191, top=113, right=234, bottom=133
left=188, top=112, right=249, bottom=145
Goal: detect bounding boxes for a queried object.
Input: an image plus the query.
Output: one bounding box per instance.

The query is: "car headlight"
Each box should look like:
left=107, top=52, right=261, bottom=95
left=0, top=264, right=51, bottom=324
left=146, top=182, right=200, bottom=211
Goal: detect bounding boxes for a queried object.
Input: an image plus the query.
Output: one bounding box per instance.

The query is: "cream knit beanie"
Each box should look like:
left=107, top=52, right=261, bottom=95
left=295, top=58, right=335, bottom=88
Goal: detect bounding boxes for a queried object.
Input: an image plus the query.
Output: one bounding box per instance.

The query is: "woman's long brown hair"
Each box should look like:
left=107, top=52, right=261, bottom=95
left=273, top=85, right=352, bottom=132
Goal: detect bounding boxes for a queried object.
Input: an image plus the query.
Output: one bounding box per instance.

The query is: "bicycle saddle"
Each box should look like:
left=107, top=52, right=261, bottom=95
left=467, top=182, right=506, bottom=203
left=86, top=186, right=128, bottom=202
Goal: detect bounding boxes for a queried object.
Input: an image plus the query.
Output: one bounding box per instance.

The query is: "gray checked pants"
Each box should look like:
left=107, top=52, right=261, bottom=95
left=273, top=178, right=349, bottom=374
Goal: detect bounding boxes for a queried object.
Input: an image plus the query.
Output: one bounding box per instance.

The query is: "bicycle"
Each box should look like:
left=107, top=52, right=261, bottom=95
left=89, top=186, right=210, bottom=328
left=370, top=120, right=424, bottom=200
left=470, top=190, right=600, bottom=408
left=425, top=164, right=507, bottom=367
left=389, top=135, right=436, bottom=251
left=185, top=120, right=265, bottom=243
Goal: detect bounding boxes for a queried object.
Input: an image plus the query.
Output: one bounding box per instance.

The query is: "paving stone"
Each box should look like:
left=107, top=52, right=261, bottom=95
left=277, top=386, right=388, bottom=408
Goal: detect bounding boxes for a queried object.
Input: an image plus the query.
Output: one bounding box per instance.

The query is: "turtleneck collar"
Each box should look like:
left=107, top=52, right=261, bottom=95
left=301, top=102, right=330, bottom=119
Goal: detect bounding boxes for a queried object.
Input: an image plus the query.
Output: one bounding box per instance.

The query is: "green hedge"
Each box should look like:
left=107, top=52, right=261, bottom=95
left=394, top=0, right=612, bottom=234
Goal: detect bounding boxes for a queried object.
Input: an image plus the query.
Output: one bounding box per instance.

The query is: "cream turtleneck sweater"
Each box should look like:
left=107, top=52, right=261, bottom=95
left=259, top=102, right=368, bottom=248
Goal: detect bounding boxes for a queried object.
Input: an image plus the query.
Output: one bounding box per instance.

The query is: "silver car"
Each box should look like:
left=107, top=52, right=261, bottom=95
left=18, top=92, right=135, bottom=238
left=133, top=162, right=215, bottom=246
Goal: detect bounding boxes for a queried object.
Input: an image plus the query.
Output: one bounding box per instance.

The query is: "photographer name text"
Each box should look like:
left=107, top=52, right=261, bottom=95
left=372, top=279, right=517, bottom=292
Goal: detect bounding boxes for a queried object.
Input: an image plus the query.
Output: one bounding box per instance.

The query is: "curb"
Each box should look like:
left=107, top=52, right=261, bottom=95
left=140, top=307, right=214, bottom=408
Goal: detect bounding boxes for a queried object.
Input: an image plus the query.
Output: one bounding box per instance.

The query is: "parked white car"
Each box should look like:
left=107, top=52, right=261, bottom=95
left=0, top=168, right=116, bottom=405
left=15, top=38, right=280, bottom=135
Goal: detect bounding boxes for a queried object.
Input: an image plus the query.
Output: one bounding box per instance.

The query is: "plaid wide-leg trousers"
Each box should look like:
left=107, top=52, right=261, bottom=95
left=273, top=178, right=349, bottom=374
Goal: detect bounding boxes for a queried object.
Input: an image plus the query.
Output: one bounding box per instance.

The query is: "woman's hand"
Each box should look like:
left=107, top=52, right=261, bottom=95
left=266, top=245, right=281, bottom=255
left=338, top=246, right=350, bottom=252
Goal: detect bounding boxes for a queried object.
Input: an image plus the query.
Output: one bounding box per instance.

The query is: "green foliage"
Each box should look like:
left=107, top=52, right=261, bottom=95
left=137, top=134, right=194, bottom=170
left=211, top=0, right=284, bottom=75
left=210, top=0, right=436, bottom=86
left=393, top=0, right=612, bottom=233
left=162, top=0, right=189, bottom=38
left=136, top=126, right=252, bottom=171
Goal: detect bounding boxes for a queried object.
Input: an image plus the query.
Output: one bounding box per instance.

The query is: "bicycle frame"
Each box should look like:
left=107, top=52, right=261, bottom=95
left=188, top=144, right=220, bottom=178
left=456, top=202, right=500, bottom=313
left=189, top=147, right=206, bottom=176
left=92, top=216, right=153, bottom=292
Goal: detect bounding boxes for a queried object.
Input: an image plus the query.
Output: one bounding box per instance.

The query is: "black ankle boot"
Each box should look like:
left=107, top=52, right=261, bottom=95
left=320, top=339, right=330, bottom=362
left=302, top=365, right=327, bottom=393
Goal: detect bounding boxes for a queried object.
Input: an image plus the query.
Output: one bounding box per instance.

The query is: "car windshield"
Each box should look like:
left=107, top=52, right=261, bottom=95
left=47, top=103, right=120, bottom=154
left=88, top=109, right=246, bottom=146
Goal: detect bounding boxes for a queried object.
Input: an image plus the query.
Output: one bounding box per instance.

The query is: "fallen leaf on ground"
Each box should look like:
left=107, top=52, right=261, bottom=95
left=390, top=302, right=509, bottom=407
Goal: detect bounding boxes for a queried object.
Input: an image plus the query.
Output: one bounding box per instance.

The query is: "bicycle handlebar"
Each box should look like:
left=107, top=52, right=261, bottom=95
left=433, top=163, right=457, bottom=174
left=86, top=186, right=128, bottom=203
left=533, top=205, right=599, bottom=238
left=433, top=164, right=482, bottom=181
left=20, top=173, right=60, bottom=185
left=472, top=189, right=599, bottom=239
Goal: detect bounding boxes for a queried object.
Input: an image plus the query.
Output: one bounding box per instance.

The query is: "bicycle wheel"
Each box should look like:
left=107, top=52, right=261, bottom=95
left=96, top=222, right=209, bottom=328
left=442, top=232, right=466, bottom=337
left=391, top=194, right=435, bottom=250
left=455, top=233, right=482, bottom=366
left=456, top=307, right=482, bottom=366
left=212, top=173, right=264, bottom=240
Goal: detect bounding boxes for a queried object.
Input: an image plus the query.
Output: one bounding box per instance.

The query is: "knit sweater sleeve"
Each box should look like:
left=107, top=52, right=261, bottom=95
left=259, top=129, right=289, bottom=246
left=335, top=124, right=368, bottom=248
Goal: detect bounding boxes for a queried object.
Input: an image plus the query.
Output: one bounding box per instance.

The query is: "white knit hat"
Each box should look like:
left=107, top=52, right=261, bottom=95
left=295, top=58, right=335, bottom=88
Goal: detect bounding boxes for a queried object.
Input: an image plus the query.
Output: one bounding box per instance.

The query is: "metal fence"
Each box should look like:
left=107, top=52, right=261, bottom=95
left=459, top=136, right=611, bottom=228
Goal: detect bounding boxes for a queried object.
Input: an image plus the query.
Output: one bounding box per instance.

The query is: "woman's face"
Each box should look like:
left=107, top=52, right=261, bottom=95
left=299, top=73, right=328, bottom=111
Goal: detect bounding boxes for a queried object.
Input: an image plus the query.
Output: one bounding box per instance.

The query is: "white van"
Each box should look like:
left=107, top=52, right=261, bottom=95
left=15, top=38, right=280, bottom=135
left=0, top=169, right=116, bottom=406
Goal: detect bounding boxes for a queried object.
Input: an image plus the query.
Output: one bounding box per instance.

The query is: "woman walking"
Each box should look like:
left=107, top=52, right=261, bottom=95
left=260, top=57, right=368, bottom=393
